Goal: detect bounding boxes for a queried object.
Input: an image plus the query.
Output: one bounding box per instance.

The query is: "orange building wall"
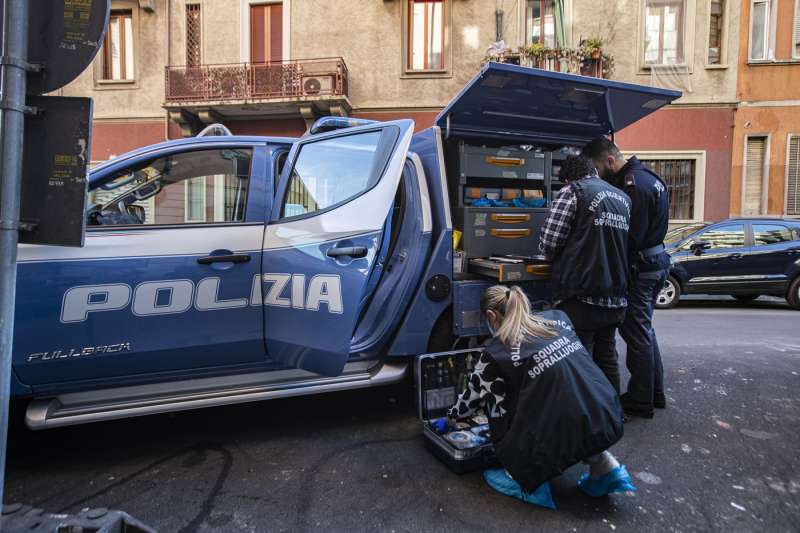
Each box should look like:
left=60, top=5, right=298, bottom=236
left=737, top=0, right=800, bottom=101
left=731, top=0, right=800, bottom=215
left=730, top=106, right=800, bottom=214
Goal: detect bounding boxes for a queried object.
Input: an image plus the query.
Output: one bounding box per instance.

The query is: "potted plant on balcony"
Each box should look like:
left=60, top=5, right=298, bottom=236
left=582, top=37, right=604, bottom=59
left=579, top=37, right=613, bottom=78
left=484, top=40, right=522, bottom=65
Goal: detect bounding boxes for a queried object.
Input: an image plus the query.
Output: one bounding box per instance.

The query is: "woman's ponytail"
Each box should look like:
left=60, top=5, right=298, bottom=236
left=480, top=285, right=557, bottom=346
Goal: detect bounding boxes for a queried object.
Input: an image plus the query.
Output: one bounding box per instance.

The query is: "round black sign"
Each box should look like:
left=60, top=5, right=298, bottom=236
left=27, top=0, right=110, bottom=95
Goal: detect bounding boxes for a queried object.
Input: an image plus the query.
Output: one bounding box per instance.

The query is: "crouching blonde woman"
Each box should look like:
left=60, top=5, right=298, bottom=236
left=444, top=285, right=635, bottom=509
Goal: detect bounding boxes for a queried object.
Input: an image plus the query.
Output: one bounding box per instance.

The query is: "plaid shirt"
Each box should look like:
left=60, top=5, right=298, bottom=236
left=539, top=176, right=628, bottom=309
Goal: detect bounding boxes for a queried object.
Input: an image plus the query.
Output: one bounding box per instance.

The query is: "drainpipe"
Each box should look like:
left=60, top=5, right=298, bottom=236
left=0, top=0, right=30, bottom=508
left=164, top=0, right=171, bottom=140
left=495, top=8, right=504, bottom=42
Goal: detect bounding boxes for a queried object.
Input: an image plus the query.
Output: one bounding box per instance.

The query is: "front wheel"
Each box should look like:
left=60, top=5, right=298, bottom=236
left=655, top=276, right=681, bottom=309
left=787, top=276, right=800, bottom=310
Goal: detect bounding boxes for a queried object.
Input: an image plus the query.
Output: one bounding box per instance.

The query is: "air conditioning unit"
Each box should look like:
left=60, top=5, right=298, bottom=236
left=302, top=75, right=335, bottom=96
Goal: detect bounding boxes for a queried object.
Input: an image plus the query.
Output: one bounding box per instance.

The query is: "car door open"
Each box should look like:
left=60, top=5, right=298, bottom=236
left=263, top=120, right=414, bottom=376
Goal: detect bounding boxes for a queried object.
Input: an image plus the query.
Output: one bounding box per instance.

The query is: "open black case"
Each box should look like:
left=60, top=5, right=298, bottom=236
left=415, top=348, right=498, bottom=473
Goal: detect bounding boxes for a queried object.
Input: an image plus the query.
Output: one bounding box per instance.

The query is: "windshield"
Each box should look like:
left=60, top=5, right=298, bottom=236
left=664, top=222, right=709, bottom=245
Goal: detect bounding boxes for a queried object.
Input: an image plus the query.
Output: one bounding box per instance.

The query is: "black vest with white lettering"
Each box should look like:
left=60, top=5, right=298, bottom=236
left=552, top=177, right=631, bottom=302
left=483, top=310, right=624, bottom=493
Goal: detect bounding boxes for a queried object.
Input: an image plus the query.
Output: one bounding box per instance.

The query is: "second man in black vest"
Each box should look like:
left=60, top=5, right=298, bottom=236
left=539, top=155, right=632, bottom=393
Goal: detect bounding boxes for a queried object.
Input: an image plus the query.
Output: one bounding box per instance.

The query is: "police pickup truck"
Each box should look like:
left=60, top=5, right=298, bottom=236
left=13, top=63, right=679, bottom=429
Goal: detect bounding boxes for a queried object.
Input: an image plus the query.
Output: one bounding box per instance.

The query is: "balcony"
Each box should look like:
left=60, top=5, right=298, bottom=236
left=484, top=45, right=613, bottom=79
left=164, top=58, right=351, bottom=135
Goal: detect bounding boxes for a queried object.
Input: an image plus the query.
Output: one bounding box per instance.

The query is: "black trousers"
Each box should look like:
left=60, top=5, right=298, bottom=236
left=619, top=268, right=668, bottom=405
left=558, top=298, right=627, bottom=393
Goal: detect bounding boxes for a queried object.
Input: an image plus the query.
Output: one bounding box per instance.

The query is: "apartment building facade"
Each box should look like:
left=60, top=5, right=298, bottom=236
left=729, top=0, right=800, bottom=218
left=62, top=0, right=743, bottom=224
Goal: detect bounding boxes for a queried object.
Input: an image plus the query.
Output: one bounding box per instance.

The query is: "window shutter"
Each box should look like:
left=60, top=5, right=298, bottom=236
left=744, top=137, right=766, bottom=216
left=787, top=135, right=800, bottom=216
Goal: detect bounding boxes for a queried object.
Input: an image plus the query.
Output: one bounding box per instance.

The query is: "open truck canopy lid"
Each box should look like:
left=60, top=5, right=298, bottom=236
left=436, top=62, right=681, bottom=143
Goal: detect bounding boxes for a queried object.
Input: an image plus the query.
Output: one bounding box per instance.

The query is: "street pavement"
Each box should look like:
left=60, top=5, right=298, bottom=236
left=4, top=298, right=800, bottom=532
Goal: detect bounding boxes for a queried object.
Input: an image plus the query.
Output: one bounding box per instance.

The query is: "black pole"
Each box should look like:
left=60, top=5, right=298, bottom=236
left=0, top=0, right=29, bottom=506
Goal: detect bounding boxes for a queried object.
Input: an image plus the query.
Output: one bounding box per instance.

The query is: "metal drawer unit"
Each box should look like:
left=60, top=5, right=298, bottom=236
left=462, top=145, right=545, bottom=181
left=468, top=258, right=551, bottom=282
left=456, top=207, right=548, bottom=259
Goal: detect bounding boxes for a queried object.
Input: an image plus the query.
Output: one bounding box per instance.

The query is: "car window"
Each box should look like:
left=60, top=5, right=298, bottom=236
left=88, top=148, right=252, bottom=227
left=281, top=131, right=382, bottom=218
left=693, top=224, right=745, bottom=249
left=665, top=223, right=709, bottom=245
left=752, top=224, right=794, bottom=246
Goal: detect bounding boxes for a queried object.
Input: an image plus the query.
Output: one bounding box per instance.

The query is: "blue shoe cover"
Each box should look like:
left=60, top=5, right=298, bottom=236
left=483, top=469, right=556, bottom=509
left=522, top=481, right=556, bottom=510
left=578, top=465, right=637, bottom=497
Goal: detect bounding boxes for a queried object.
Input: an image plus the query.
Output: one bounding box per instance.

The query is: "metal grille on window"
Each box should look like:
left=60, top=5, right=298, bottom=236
left=744, top=137, right=767, bottom=216
left=186, top=4, right=201, bottom=67
left=641, top=159, right=695, bottom=220
left=787, top=135, right=800, bottom=216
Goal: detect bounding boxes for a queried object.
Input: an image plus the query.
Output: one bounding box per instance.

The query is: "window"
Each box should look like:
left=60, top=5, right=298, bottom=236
left=250, top=2, right=283, bottom=63
left=644, top=0, right=685, bottom=65
left=526, top=0, right=559, bottom=47
left=708, top=0, right=725, bottom=64
left=185, top=177, right=206, bottom=222
left=101, top=10, right=134, bottom=81
left=744, top=136, right=768, bottom=216
left=88, top=148, right=252, bottom=227
left=641, top=159, right=696, bottom=220
left=788, top=135, right=800, bottom=216
left=186, top=4, right=202, bottom=67
left=749, top=0, right=772, bottom=60
left=753, top=224, right=794, bottom=245
left=407, top=0, right=445, bottom=71
left=282, top=131, right=382, bottom=218
left=695, top=224, right=745, bottom=249
left=665, top=222, right=710, bottom=245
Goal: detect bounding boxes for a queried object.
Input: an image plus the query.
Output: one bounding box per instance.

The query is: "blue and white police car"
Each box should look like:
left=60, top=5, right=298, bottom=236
left=13, top=63, right=679, bottom=429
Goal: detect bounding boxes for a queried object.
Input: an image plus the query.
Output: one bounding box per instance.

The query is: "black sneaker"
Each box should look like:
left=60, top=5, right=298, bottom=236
left=654, top=392, right=666, bottom=409
left=620, top=393, right=654, bottom=419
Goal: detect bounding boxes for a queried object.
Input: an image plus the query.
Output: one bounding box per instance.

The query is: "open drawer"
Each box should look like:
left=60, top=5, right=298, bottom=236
left=416, top=349, right=498, bottom=473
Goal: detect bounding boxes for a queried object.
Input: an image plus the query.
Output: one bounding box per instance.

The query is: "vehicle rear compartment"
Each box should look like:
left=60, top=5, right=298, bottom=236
left=442, top=134, right=582, bottom=337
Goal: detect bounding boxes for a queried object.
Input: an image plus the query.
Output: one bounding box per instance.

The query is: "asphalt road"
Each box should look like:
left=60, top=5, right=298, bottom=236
left=4, top=298, right=800, bottom=532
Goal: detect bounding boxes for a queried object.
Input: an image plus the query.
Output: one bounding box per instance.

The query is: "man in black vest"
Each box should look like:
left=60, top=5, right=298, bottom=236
left=584, top=137, right=670, bottom=419
left=539, top=155, right=631, bottom=394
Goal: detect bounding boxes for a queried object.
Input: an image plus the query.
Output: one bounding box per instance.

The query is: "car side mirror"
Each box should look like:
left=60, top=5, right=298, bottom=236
left=690, top=241, right=711, bottom=255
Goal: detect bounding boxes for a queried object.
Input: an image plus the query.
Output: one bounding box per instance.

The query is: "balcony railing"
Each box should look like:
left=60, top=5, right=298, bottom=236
left=165, top=58, right=349, bottom=103
left=485, top=47, right=612, bottom=79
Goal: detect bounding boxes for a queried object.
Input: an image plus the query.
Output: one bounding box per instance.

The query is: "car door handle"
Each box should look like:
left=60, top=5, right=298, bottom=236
left=729, top=253, right=744, bottom=260
left=197, top=253, right=251, bottom=264
left=326, top=246, right=368, bottom=258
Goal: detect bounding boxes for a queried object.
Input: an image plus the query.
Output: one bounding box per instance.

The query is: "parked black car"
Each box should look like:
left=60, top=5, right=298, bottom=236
left=656, top=218, right=800, bottom=310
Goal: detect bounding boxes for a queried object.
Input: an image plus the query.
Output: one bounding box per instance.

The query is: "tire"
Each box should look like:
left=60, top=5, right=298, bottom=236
left=655, top=276, right=681, bottom=309
left=732, top=294, right=759, bottom=303
left=787, top=276, right=800, bottom=310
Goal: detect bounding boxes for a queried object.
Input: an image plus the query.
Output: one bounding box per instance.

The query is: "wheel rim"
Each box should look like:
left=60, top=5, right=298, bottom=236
left=657, top=280, right=676, bottom=306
